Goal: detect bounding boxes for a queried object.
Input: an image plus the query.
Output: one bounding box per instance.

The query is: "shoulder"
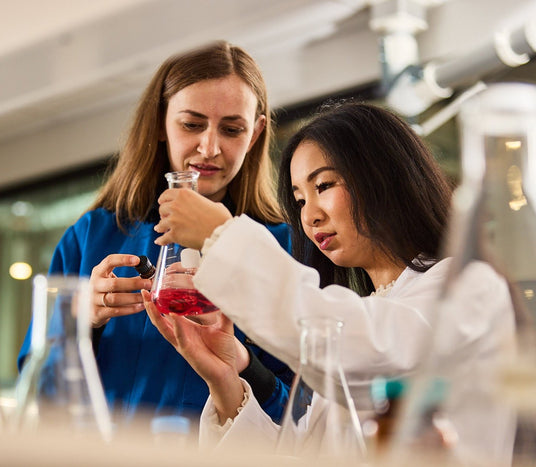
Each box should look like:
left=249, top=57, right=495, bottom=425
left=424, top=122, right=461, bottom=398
left=455, top=260, right=510, bottom=296
left=50, top=208, right=119, bottom=269
left=60, top=208, right=112, bottom=241
left=399, top=258, right=509, bottom=301
left=56, top=208, right=123, bottom=254
left=76, top=207, right=117, bottom=226
left=396, top=258, right=451, bottom=288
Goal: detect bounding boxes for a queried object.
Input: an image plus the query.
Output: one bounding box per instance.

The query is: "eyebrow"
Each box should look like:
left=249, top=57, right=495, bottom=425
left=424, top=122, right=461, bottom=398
left=178, top=110, right=245, bottom=122
left=292, top=166, right=336, bottom=191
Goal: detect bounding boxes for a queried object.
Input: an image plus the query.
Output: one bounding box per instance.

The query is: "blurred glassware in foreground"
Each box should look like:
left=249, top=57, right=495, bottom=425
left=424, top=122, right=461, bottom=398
left=387, top=82, right=536, bottom=467
left=276, top=317, right=367, bottom=464
left=12, top=274, right=113, bottom=441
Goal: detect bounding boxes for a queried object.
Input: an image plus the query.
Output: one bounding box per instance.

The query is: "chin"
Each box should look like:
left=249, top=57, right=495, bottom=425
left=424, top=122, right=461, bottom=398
left=200, top=187, right=226, bottom=202
left=322, top=252, right=348, bottom=268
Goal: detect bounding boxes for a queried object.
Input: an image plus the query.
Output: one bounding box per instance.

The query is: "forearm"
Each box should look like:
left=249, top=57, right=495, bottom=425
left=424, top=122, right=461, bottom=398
left=194, top=215, right=439, bottom=398
left=199, top=378, right=280, bottom=450
left=207, top=369, right=245, bottom=425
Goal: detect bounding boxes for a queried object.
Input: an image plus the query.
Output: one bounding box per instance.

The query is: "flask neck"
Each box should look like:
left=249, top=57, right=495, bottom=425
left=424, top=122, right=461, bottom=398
left=165, top=171, right=199, bottom=190
left=298, top=317, right=343, bottom=372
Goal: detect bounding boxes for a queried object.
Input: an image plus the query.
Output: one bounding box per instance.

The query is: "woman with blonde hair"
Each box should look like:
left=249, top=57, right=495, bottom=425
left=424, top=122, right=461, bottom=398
left=18, top=41, right=293, bottom=423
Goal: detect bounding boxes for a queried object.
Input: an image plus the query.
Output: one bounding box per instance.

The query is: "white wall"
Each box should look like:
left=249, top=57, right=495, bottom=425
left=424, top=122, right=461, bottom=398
left=0, top=0, right=534, bottom=190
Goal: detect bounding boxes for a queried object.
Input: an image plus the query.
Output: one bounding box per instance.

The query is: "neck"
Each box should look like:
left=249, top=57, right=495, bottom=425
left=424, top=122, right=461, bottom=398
left=367, top=264, right=405, bottom=290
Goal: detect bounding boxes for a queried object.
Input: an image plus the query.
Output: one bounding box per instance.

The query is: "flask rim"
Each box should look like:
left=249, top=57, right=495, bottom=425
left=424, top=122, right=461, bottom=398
left=165, top=170, right=200, bottom=182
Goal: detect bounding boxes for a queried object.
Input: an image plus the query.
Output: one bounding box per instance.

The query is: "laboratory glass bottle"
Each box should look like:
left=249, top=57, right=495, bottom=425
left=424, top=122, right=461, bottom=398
left=151, top=171, right=218, bottom=316
left=135, top=255, right=156, bottom=279
left=276, top=316, right=367, bottom=464
left=13, top=274, right=113, bottom=441
left=389, top=82, right=536, bottom=467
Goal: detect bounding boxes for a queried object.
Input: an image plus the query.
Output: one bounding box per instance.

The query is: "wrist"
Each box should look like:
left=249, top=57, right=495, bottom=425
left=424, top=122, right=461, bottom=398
left=208, top=372, right=244, bottom=424
left=234, top=337, right=251, bottom=373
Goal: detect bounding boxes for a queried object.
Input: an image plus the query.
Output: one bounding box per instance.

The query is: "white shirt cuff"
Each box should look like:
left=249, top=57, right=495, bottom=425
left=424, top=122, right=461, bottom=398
left=201, top=217, right=236, bottom=258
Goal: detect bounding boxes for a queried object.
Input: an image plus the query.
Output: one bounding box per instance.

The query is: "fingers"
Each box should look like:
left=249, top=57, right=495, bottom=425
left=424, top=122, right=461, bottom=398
left=154, top=231, right=174, bottom=246
left=93, top=276, right=152, bottom=297
left=97, top=290, right=147, bottom=308
left=89, top=254, right=152, bottom=327
left=157, top=188, right=188, bottom=205
left=92, top=277, right=150, bottom=325
left=143, top=290, right=195, bottom=350
left=143, top=290, right=176, bottom=342
left=91, top=254, right=151, bottom=303
left=91, top=290, right=145, bottom=327
left=92, top=254, right=140, bottom=276
left=187, top=310, right=221, bottom=326
left=219, top=313, right=235, bottom=333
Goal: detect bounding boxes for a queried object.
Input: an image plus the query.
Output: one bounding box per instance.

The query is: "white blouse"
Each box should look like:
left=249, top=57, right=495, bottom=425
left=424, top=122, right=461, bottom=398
left=194, top=215, right=516, bottom=465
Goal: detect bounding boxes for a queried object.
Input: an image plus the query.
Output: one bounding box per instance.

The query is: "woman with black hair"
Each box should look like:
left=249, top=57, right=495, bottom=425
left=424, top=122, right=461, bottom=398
left=144, top=101, right=515, bottom=464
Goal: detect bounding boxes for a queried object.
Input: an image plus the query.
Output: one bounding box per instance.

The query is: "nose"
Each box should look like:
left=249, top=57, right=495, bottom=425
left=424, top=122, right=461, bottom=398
left=301, top=200, right=324, bottom=227
left=197, top=128, right=221, bottom=159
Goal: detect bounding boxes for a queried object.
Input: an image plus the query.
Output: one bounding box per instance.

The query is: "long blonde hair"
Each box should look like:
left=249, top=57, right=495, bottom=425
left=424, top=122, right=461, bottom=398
left=90, top=40, right=282, bottom=229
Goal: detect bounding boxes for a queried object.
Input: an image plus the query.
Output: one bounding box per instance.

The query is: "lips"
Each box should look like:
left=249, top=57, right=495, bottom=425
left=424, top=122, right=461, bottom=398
left=189, top=163, right=221, bottom=176
left=314, top=232, right=335, bottom=250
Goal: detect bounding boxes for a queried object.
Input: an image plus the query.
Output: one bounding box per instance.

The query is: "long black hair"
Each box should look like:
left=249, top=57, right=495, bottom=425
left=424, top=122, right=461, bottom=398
left=278, top=101, right=453, bottom=295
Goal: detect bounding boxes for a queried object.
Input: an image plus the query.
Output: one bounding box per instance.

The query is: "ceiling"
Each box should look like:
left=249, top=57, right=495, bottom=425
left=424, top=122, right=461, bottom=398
left=1, top=0, right=535, bottom=190
left=0, top=0, right=372, bottom=142
left=0, top=0, right=150, bottom=54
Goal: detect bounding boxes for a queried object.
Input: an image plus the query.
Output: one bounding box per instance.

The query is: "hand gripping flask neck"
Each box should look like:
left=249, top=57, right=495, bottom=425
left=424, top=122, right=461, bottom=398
left=151, top=171, right=218, bottom=316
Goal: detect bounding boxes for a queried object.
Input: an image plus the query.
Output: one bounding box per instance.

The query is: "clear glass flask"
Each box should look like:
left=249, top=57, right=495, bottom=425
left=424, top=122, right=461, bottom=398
left=389, top=82, right=536, bottom=467
left=276, top=317, right=367, bottom=464
left=12, top=274, right=113, bottom=441
left=151, top=171, right=218, bottom=316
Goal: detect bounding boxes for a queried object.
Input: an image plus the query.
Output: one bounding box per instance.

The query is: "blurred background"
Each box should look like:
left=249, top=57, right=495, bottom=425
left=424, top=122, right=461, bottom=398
left=1, top=0, right=535, bottom=404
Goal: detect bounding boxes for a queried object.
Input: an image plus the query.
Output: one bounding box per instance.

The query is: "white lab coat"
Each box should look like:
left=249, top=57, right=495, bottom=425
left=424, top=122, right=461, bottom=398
left=194, top=215, right=516, bottom=465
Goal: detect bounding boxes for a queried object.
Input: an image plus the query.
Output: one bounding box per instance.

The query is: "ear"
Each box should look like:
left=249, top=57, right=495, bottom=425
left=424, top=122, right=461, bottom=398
left=247, top=115, right=266, bottom=152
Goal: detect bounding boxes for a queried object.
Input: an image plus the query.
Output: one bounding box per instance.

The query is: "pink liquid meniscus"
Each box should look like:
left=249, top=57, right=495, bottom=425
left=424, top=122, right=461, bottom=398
left=152, top=288, right=218, bottom=316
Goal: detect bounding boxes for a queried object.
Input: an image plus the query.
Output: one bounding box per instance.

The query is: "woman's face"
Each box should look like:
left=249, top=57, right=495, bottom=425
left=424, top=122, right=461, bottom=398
left=290, top=141, right=375, bottom=269
left=163, top=74, right=265, bottom=202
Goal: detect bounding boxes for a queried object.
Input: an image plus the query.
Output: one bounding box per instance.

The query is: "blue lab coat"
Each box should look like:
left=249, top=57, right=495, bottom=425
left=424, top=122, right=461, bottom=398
left=18, top=205, right=293, bottom=424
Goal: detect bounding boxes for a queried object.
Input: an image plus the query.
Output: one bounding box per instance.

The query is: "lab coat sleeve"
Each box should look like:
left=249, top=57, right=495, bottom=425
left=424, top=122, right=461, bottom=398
left=194, top=216, right=437, bottom=397
left=195, top=215, right=516, bottom=464
left=199, top=378, right=280, bottom=451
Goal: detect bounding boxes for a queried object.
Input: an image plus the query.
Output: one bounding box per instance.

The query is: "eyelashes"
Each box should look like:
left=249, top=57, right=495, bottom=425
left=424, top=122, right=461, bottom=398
left=294, top=180, right=336, bottom=208
left=315, top=181, right=334, bottom=193
left=181, top=122, right=245, bottom=136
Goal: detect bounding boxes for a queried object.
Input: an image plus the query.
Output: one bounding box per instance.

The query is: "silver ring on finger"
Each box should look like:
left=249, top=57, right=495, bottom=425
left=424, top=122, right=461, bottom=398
left=102, top=292, right=110, bottom=308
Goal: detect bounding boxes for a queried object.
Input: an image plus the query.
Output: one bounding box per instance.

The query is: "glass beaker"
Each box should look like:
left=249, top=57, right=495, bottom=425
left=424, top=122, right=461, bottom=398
left=389, top=82, right=536, bottom=467
left=151, top=171, right=218, bottom=316
left=12, top=274, right=113, bottom=441
left=276, top=317, right=367, bottom=463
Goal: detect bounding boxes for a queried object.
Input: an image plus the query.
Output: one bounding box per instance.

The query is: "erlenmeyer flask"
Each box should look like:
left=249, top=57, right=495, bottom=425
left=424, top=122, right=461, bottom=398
left=276, top=317, right=367, bottom=464
left=388, top=82, right=536, bottom=467
left=151, top=171, right=218, bottom=316
left=13, top=274, right=113, bottom=441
